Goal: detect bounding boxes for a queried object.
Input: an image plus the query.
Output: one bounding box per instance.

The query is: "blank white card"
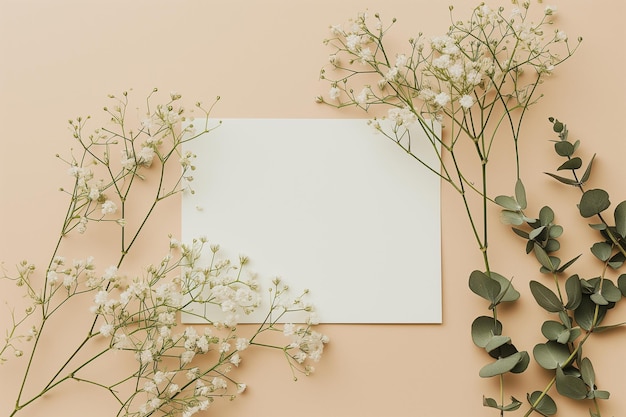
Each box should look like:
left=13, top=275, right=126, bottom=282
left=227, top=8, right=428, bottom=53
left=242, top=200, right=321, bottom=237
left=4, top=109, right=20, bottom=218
left=181, top=119, right=441, bottom=323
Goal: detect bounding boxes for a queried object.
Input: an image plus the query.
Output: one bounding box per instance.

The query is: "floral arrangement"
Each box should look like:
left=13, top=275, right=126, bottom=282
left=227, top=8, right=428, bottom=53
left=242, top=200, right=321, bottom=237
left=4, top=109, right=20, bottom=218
left=0, top=90, right=327, bottom=416
left=317, top=1, right=624, bottom=416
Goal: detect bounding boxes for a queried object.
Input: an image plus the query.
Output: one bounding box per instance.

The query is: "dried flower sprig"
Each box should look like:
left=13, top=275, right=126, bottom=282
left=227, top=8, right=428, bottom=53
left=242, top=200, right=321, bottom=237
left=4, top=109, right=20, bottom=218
left=1, top=90, right=327, bottom=417
left=319, top=2, right=582, bottom=415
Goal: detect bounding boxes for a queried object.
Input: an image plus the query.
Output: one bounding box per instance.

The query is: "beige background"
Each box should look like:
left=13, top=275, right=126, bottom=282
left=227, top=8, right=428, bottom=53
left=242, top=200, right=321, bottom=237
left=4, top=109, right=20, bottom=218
left=1, top=1, right=625, bottom=416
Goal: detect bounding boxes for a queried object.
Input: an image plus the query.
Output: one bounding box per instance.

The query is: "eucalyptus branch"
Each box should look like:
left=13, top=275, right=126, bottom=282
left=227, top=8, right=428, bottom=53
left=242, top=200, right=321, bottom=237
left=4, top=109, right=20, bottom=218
left=320, top=3, right=580, bottom=415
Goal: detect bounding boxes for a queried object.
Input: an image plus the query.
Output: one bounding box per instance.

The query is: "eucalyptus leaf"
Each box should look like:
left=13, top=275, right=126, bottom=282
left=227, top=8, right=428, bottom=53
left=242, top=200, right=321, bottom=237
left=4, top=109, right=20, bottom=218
left=533, top=341, right=571, bottom=370
left=544, top=239, right=560, bottom=253
left=608, top=252, right=625, bottom=269
left=564, top=275, right=582, bottom=310
left=580, top=154, right=596, bottom=184
left=568, top=328, right=582, bottom=343
left=512, top=227, right=529, bottom=239
left=515, top=179, right=527, bottom=210
left=557, top=254, right=582, bottom=273
left=618, top=274, right=626, bottom=297
left=590, top=242, right=612, bottom=262
left=589, top=223, right=607, bottom=231
left=530, top=280, right=563, bottom=313
left=525, top=240, right=534, bottom=254
left=479, top=352, right=523, bottom=378
left=510, top=351, right=530, bottom=374
left=483, top=396, right=522, bottom=411
left=469, top=270, right=501, bottom=305
left=541, top=320, right=566, bottom=341
left=600, top=279, right=622, bottom=302
left=556, top=329, right=571, bottom=344
left=502, top=399, right=523, bottom=411
left=557, top=157, right=582, bottom=171
left=590, top=292, right=608, bottom=306
left=615, top=200, right=626, bottom=238
left=471, top=316, right=503, bottom=348
left=579, top=189, right=611, bottom=218
left=495, top=195, right=521, bottom=211
left=558, top=310, right=572, bottom=329
left=539, top=206, right=555, bottom=225
left=529, top=226, right=547, bottom=241
left=534, top=244, right=555, bottom=272
left=490, top=272, right=521, bottom=304
left=593, top=390, right=610, bottom=400
left=554, top=141, right=574, bottom=157
left=575, top=296, right=606, bottom=331
left=527, top=391, right=557, bottom=415
left=589, top=278, right=622, bottom=302
left=485, top=335, right=512, bottom=354
left=580, top=357, right=595, bottom=388
left=545, top=172, right=579, bottom=186
left=551, top=119, right=564, bottom=133
left=548, top=225, right=563, bottom=238
left=555, top=366, right=587, bottom=400
left=500, top=210, right=524, bottom=226
left=483, top=397, right=498, bottom=409
left=593, top=323, right=626, bottom=333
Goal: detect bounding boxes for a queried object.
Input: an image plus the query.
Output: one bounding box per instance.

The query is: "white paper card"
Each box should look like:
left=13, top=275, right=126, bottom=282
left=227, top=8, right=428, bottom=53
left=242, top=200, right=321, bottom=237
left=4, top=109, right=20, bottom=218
left=181, top=118, right=441, bottom=323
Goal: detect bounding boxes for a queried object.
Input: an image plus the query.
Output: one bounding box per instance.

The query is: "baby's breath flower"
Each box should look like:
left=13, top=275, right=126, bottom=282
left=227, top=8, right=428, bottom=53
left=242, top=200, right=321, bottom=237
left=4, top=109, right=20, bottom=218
left=99, top=323, right=114, bottom=337
left=434, top=91, right=451, bottom=107
left=459, top=95, right=474, bottom=109
left=236, top=337, right=250, bottom=351
left=544, top=5, right=557, bottom=15
left=101, top=200, right=117, bottom=215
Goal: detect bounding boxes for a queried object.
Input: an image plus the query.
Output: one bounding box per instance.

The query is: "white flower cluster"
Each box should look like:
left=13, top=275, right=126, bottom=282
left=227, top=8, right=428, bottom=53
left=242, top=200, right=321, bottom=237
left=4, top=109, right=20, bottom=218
left=321, top=2, right=576, bottom=132
left=2, top=91, right=327, bottom=416
left=284, top=323, right=329, bottom=366
left=85, top=239, right=327, bottom=416
left=61, top=91, right=198, bottom=235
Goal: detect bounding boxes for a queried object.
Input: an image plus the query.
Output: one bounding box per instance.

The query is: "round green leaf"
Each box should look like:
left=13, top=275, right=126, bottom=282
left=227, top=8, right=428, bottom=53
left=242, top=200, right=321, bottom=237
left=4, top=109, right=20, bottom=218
left=579, top=189, right=610, bottom=218
left=618, top=274, right=626, bottom=297
left=500, top=210, right=524, bottom=226
left=590, top=292, right=608, bottom=306
left=541, top=320, right=566, bottom=341
left=557, top=157, right=582, bottom=171
left=533, top=244, right=555, bottom=272
left=552, top=119, right=564, bottom=133
left=479, top=352, right=523, bottom=378
left=529, top=226, right=547, bottom=241
left=556, top=366, right=588, bottom=400
left=591, top=242, right=612, bottom=262
left=549, top=225, right=563, bottom=238
left=510, top=350, right=530, bottom=374
left=539, top=206, right=554, bottom=225
left=490, top=272, right=520, bottom=304
left=564, top=275, right=582, bottom=310
left=527, top=391, right=557, bottom=415
left=575, top=296, right=606, bottom=331
left=555, top=141, right=574, bottom=157
left=471, top=316, right=502, bottom=348
left=469, top=270, right=500, bottom=304
left=614, top=200, right=626, bottom=238
left=530, top=280, right=563, bottom=313
left=485, top=335, right=512, bottom=353
left=533, top=341, right=571, bottom=370
left=515, top=179, right=527, bottom=210
left=593, top=390, right=610, bottom=400
left=495, top=195, right=521, bottom=211
left=580, top=357, right=595, bottom=388
left=601, top=279, right=622, bottom=302
left=545, top=239, right=560, bottom=253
